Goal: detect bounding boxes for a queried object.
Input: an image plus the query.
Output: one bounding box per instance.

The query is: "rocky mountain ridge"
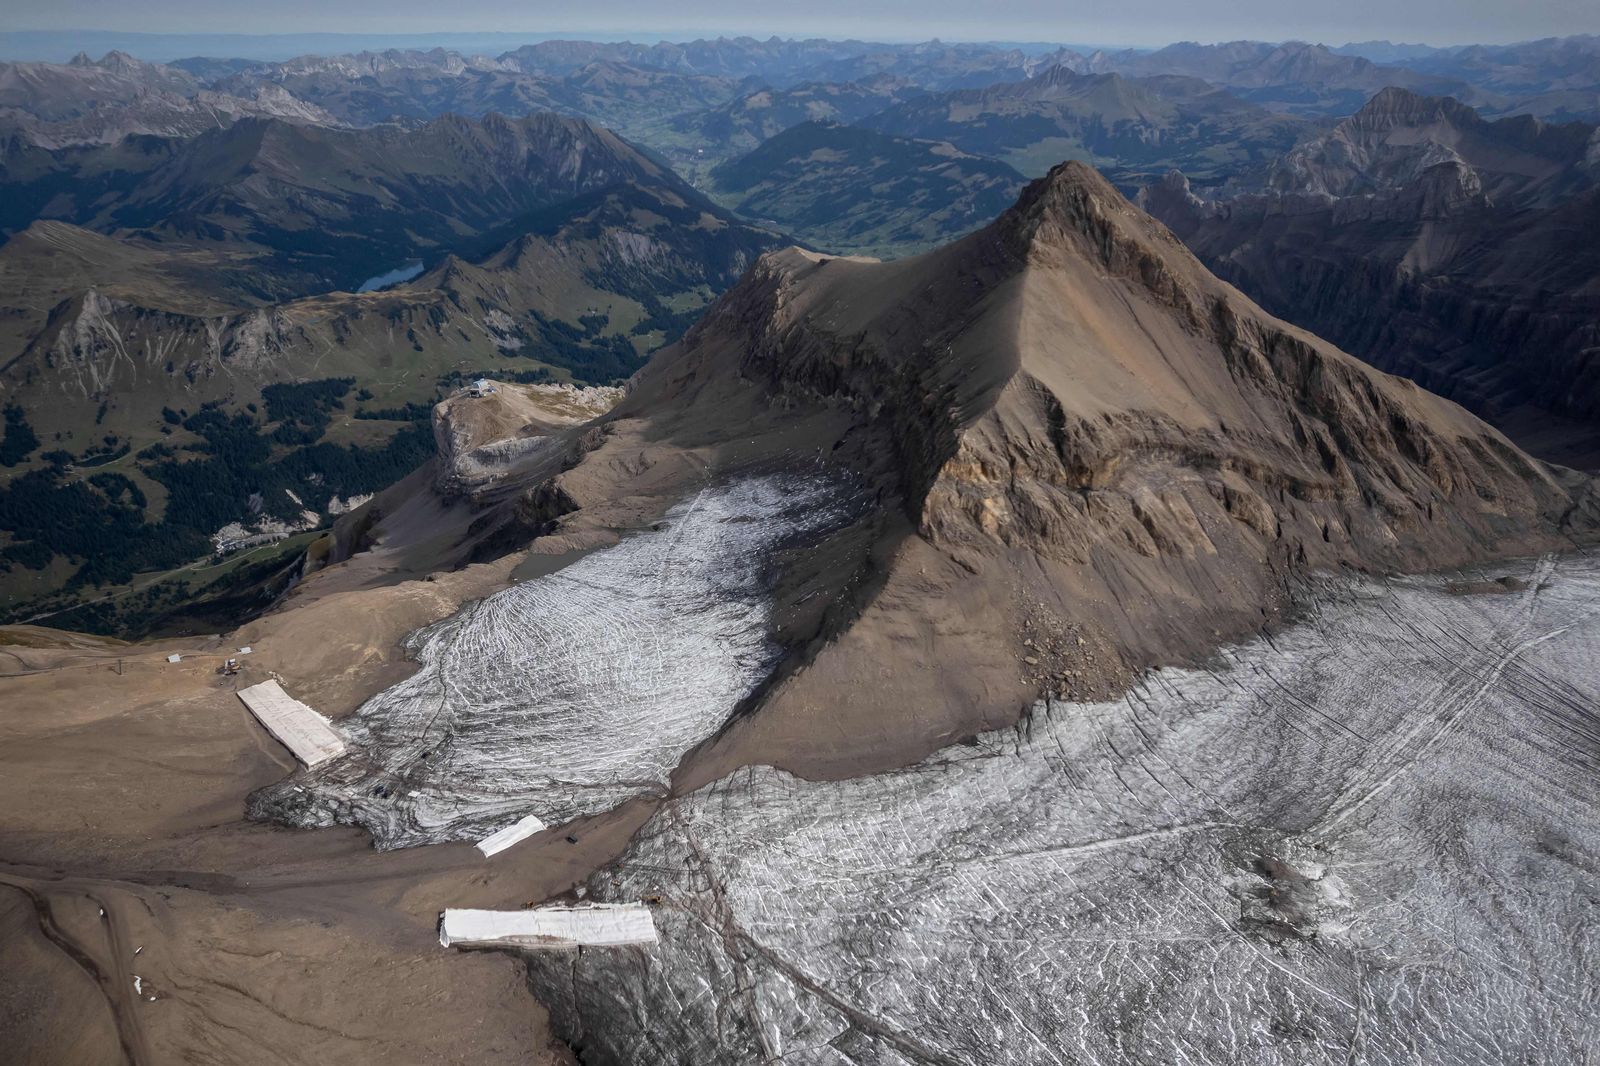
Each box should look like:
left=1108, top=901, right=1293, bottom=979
left=1140, top=88, right=1600, bottom=467
left=491, top=162, right=1596, bottom=780
left=0, top=50, right=341, bottom=147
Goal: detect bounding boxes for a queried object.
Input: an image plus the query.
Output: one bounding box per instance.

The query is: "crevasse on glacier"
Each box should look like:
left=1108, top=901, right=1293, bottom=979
left=531, top=554, right=1600, bottom=1066
left=252, top=473, right=864, bottom=849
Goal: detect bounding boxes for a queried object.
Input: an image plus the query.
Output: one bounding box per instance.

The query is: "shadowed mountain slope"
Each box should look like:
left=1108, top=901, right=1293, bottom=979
left=1142, top=88, right=1600, bottom=469
left=2, top=111, right=695, bottom=296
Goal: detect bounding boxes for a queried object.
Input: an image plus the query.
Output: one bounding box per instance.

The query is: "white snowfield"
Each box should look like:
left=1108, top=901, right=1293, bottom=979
left=253, top=474, right=863, bottom=848
left=528, top=553, right=1600, bottom=1066
left=236, top=680, right=347, bottom=768
left=440, top=904, right=658, bottom=949
left=476, top=813, right=548, bottom=857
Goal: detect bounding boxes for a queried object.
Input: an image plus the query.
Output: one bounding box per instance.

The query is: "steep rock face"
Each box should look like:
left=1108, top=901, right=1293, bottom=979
left=689, top=163, right=1583, bottom=563
left=1267, top=86, right=1598, bottom=203
left=555, top=161, right=1597, bottom=783
left=1141, top=92, right=1600, bottom=469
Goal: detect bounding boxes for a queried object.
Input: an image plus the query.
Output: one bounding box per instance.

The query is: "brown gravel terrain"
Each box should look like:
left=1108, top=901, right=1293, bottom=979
left=3, top=162, right=1595, bottom=1064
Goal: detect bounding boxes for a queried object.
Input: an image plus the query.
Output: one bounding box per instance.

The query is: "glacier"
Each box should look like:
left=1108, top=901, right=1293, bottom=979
left=251, top=473, right=864, bottom=849
left=528, top=553, right=1600, bottom=1066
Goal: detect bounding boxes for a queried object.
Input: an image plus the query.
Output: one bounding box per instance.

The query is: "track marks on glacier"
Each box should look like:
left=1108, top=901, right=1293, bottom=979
left=252, top=474, right=865, bottom=848
left=537, top=553, right=1600, bottom=1066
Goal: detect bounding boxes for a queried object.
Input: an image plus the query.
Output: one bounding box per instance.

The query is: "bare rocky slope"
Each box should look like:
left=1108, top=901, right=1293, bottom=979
left=3, top=158, right=1597, bottom=1066
left=460, top=160, right=1597, bottom=782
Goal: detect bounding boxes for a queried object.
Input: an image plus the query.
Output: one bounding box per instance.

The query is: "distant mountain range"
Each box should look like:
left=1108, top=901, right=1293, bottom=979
left=10, top=35, right=1596, bottom=157
left=1141, top=86, right=1600, bottom=468
left=708, top=121, right=1026, bottom=256
left=1335, top=36, right=1600, bottom=121
left=4, top=30, right=1600, bottom=625
left=861, top=64, right=1314, bottom=183
left=0, top=50, right=340, bottom=147
left=668, top=74, right=928, bottom=168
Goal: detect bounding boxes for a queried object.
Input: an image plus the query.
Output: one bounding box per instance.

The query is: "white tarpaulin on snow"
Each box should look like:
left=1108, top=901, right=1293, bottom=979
left=477, top=813, right=548, bottom=857
left=440, top=903, right=658, bottom=949
left=237, top=680, right=347, bottom=768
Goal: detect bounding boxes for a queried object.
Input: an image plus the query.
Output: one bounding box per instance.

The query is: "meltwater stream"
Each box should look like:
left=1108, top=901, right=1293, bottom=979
left=252, top=474, right=863, bottom=849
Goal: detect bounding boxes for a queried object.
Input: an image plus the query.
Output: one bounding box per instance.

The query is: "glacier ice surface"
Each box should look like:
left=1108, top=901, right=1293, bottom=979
left=252, top=473, right=863, bottom=848
left=529, top=553, right=1600, bottom=1066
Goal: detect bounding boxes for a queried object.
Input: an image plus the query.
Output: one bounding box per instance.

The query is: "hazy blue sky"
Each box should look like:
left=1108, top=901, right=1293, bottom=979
left=5, top=0, right=1596, bottom=47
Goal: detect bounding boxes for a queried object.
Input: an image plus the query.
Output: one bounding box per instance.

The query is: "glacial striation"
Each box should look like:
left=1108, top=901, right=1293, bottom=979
left=250, top=473, right=864, bottom=848
left=530, top=552, right=1600, bottom=1066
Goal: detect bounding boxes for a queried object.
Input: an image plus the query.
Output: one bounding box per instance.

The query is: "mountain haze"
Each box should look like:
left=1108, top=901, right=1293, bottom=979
left=708, top=121, right=1025, bottom=255
left=1143, top=87, right=1600, bottom=467
left=864, top=64, right=1314, bottom=183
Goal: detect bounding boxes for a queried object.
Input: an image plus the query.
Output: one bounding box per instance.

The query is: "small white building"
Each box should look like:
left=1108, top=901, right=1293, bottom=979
left=477, top=813, right=548, bottom=857
left=467, top=378, right=498, bottom=398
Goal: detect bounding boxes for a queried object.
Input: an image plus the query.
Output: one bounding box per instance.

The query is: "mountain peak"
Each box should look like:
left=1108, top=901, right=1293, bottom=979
left=1006, top=159, right=1124, bottom=224
left=96, top=50, right=146, bottom=73
left=996, top=161, right=1192, bottom=289
left=1352, top=86, right=1482, bottom=129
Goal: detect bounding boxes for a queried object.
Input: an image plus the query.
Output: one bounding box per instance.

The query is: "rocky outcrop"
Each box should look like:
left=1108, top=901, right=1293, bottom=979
left=30, top=289, right=305, bottom=397
left=1266, top=86, right=1597, bottom=203
left=431, top=381, right=622, bottom=497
